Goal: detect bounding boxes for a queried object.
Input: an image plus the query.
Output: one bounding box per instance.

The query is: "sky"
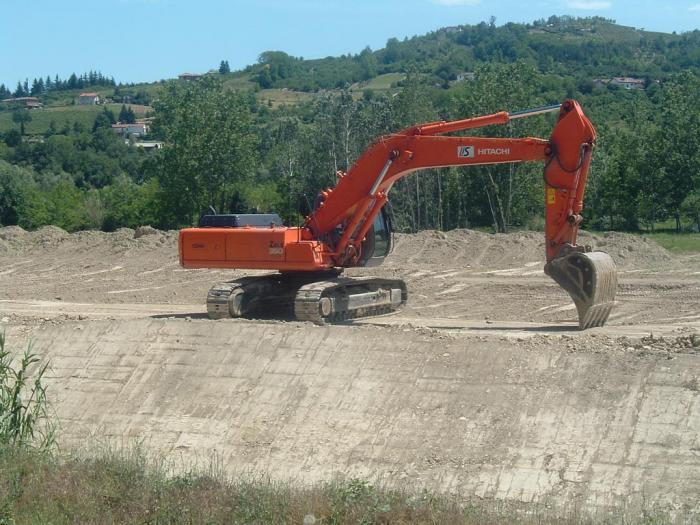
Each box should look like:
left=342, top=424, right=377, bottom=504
left=1, top=0, right=700, bottom=88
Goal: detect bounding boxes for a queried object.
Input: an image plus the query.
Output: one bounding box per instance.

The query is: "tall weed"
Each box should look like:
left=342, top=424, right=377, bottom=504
left=0, top=332, right=55, bottom=450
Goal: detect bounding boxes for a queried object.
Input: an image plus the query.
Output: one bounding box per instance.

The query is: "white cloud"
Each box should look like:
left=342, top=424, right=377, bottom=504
left=690, top=3, right=700, bottom=11
left=565, top=0, right=612, bottom=9
left=430, top=0, right=481, bottom=6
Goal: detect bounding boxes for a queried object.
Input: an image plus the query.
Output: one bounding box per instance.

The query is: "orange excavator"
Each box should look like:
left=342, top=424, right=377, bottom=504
left=179, top=99, right=617, bottom=329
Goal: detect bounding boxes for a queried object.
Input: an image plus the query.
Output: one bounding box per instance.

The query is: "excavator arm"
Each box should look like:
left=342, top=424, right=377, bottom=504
left=308, top=100, right=594, bottom=266
left=180, top=100, right=617, bottom=328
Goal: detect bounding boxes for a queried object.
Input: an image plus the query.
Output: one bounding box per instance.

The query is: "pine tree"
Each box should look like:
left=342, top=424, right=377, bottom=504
left=30, top=78, right=41, bottom=96
left=219, top=60, right=231, bottom=74
left=118, top=104, right=137, bottom=123
left=14, top=81, right=24, bottom=97
left=45, top=76, right=53, bottom=91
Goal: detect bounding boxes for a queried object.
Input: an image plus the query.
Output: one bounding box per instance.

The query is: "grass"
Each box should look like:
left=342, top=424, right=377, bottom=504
left=351, top=72, right=405, bottom=92
left=0, top=103, right=152, bottom=135
left=257, top=88, right=315, bottom=108
left=0, top=443, right=675, bottom=525
left=643, top=232, right=700, bottom=254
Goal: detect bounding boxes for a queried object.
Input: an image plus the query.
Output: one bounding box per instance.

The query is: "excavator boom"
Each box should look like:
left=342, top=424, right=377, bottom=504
left=179, top=100, right=617, bottom=328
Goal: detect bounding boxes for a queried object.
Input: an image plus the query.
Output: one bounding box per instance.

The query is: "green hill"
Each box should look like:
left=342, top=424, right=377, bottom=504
left=3, top=15, right=699, bottom=137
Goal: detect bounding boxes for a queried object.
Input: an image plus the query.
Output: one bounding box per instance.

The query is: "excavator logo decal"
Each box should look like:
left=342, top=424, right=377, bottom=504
left=478, top=147, right=511, bottom=155
left=457, top=146, right=475, bottom=158
left=269, top=240, right=284, bottom=256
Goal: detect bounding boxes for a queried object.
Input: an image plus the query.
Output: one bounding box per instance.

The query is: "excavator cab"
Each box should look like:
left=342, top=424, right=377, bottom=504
left=357, top=207, right=393, bottom=267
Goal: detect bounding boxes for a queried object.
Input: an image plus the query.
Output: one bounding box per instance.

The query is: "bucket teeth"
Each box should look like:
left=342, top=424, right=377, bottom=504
left=544, top=251, right=618, bottom=329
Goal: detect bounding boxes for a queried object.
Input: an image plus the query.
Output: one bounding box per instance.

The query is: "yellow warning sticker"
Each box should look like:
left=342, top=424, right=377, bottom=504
left=547, top=188, right=556, bottom=205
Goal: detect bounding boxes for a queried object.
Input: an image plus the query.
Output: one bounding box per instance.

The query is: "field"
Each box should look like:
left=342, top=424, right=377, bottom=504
left=350, top=72, right=405, bottom=92
left=0, top=225, right=698, bottom=521
left=0, top=103, right=152, bottom=135
left=257, top=88, right=315, bottom=108
left=644, top=231, right=700, bottom=253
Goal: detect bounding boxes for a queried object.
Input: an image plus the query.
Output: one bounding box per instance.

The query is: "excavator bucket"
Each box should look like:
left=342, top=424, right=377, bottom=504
left=544, top=251, right=618, bottom=329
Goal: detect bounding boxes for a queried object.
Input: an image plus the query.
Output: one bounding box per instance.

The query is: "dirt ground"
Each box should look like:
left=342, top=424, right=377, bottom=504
left=0, top=225, right=699, bottom=517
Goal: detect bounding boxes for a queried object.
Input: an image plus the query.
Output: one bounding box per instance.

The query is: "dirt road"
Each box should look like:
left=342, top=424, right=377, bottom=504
left=1, top=225, right=698, bottom=515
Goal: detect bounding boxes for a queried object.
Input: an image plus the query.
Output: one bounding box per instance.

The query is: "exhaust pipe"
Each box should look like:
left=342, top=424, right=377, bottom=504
left=544, top=250, right=617, bottom=329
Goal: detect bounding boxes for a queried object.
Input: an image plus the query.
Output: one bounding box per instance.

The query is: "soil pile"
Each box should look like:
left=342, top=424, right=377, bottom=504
left=391, top=229, right=676, bottom=270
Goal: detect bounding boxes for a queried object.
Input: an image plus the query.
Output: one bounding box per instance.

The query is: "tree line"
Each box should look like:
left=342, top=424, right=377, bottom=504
left=0, top=71, right=116, bottom=100
left=1, top=65, right=698, bottom=235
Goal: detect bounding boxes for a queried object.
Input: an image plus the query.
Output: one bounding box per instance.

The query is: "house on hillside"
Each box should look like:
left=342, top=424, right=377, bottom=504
left=1, top=97, right=43, bottom=109
left=132, top=140, right=163, bottom=151
left=178, top=72, right=203, bottom=81
left=78, top=92, right=100, bottom=105
left=455, top=72, right=475, bottom=82
left=111, top=122, right=149, bottom=137
left=610, top=77, right=645, bottom=89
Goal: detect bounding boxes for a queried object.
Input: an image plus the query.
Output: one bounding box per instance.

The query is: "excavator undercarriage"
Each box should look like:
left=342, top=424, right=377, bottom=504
left=206, top=272, right=407, bottom=323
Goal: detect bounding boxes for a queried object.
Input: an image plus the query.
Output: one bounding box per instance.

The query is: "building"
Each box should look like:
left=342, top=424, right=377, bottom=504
left=112, top=122, right=149, bottom=137
left=178, top=73, right=203, bottom=81
left=1, top=97, right=43, bottom=109
left=610, top=77, right=645, bottom=89
left=455, top=72, right=476, bottom=82
left=132, top=140, right=164, bottom=151
left=78, top=92, right=100, bottom=105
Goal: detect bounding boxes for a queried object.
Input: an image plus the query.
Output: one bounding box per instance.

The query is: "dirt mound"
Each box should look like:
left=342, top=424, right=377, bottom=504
left=391, top=229, right=544, bottom=270
left=134, top=225, right=160, bottom=238
left=33, top=225, right=70, bottom=247
left=0, top=226, right=28, bottom=249
left=0, top=224, right=676, bottom=272
left=390, top=229, right=675, bottom=270
left=579, top=231, right=675, bottom=269
left=0, top=226, right=177, bottom=256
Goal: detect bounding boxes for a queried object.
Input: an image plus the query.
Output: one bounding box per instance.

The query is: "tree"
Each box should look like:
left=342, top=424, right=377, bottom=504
left=4, top=129, right=21, bottom=148
left=451, top=61, right=545, bottom=233
left=118, top=104, right=136, bottom=124
left=651, top=72, right=700, bottom=231
left=0, top=160, right=29, bottom=225
left=12, top=109, right=32, bottom=136
left=93, top=108, right=116, bottom=132
left=218, top=60, right=230, bottom=74
left=30, top=78, right=42, bottom=96
left=153, top=77, right=259, bottom=227
left=681, top=192, right=700, bottom=231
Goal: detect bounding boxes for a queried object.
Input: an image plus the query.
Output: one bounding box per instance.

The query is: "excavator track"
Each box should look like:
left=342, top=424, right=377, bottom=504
left=294, top=277, right=407, bottom=323
left=206, top=273, right=407, bottom=323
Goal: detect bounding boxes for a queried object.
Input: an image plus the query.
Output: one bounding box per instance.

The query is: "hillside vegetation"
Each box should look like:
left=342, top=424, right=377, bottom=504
left=1, top=15, right=699, bottom=236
